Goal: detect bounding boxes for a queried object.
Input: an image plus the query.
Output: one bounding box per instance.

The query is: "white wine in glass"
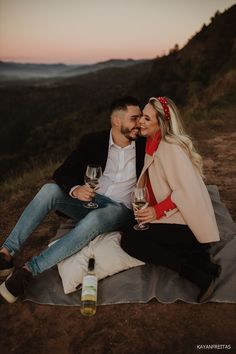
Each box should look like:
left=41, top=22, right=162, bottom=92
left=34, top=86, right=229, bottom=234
left=132, top=187, right=149, bottom=231
left=84, top=164, right=102, bottom=209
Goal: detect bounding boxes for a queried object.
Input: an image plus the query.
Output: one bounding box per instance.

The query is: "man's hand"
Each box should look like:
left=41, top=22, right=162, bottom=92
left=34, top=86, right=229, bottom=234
left=71, top=185, right=95, bottom=201
left=135, top=206, right=156, bottom=223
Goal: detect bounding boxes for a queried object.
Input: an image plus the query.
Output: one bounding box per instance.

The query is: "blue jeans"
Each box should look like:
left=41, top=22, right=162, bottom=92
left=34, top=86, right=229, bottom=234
left=2, top=183, right=132, bottom=275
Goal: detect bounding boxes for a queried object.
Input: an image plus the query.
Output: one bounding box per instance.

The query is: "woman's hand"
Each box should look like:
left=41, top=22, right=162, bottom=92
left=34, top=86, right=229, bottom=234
left=135, top=206, right=156, bottom=224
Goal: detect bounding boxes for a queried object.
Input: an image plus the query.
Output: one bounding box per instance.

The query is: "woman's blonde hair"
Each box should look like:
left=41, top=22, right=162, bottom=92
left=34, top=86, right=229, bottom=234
left=149, top=96, right=204, bottom=178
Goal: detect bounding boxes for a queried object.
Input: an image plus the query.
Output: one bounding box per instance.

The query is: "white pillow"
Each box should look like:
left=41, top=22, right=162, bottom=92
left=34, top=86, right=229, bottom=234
left=56, top=232, right=144, bottom=294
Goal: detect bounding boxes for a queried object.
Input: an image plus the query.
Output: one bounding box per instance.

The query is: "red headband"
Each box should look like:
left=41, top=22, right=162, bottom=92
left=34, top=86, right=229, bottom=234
left=157, top=97, right=171, bottom=121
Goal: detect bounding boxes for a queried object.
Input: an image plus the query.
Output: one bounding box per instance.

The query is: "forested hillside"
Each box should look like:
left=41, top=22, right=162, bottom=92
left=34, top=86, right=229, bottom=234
left=0, top=5, right=235, bottom=181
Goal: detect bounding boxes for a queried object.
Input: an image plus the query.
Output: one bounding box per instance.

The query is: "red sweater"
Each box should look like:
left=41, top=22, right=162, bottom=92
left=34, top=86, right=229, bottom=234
left=146, top=131, right=176, bottom=220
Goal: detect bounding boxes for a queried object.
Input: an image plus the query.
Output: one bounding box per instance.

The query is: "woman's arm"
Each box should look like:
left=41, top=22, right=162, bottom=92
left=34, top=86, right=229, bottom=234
left=159, top=142, right=219, bottom=242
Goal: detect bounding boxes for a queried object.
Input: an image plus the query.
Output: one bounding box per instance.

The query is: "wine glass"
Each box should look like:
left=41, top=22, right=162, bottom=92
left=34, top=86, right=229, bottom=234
left=84, top=164, right=102, bottom=209
left=132, top=187, right=149, bottom=231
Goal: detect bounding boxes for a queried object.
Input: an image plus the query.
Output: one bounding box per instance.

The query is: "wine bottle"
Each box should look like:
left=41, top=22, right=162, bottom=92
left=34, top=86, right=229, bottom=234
left=80, top=256, right=98, bottom=317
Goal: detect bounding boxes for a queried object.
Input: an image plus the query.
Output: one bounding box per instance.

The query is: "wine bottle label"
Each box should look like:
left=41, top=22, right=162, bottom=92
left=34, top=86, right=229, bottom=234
left=81, top=275, right=98, bottom=300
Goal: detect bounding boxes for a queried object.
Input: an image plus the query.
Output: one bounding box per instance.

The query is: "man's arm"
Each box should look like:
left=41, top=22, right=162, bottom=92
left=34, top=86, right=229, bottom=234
left=53, top=130, right=109, bottom=195
left=53, top=136, right=88, bottom=194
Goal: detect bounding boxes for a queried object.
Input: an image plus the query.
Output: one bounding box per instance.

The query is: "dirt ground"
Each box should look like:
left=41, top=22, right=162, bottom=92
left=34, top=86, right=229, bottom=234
left=0, top=131, right=236, bottom=354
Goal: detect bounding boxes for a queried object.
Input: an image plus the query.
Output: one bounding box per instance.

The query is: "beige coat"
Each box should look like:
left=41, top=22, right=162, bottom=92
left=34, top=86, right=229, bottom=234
left=137, top=140, right=220, bottom=243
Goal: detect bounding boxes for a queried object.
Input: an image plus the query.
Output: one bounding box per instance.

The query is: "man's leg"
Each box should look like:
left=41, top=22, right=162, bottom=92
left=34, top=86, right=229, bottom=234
left=0, top=190, right=132, bottom=302
left=27, top=196, right=132, bottom=275
left=1, top=183, right=90, bottom=256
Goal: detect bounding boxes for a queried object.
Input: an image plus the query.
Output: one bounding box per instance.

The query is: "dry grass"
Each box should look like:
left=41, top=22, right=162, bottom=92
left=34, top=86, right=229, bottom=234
left=0, top=160, right=59, bottom=201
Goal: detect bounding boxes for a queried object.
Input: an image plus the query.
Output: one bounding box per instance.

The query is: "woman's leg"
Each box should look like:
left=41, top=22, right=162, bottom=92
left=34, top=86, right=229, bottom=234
left=121, top=223, right=220, bottom=300
left=121, top=224, right=190, bottom=273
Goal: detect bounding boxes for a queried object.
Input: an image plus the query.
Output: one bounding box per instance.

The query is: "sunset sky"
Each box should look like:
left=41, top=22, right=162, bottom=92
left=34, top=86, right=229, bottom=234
left=0, top=0, right=235, bottom=64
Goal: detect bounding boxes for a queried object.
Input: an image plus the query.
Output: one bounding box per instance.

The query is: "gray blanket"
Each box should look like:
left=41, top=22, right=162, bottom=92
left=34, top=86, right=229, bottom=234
left=24, top=185, right=236, bottom=305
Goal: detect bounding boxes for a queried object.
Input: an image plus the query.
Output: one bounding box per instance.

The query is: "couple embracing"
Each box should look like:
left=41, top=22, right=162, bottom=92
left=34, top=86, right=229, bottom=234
left=0, top=96, right=220, bottom=304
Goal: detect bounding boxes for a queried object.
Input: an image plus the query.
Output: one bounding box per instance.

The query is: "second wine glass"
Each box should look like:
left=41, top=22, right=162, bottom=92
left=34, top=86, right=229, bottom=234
left=132, top=187, right=149, bottom=231
left=84, top=164, right=102, bottom=209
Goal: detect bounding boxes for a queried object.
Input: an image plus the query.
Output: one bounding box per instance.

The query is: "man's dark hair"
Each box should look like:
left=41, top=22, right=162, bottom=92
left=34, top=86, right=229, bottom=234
left=109, top=96, right=140, bottom=115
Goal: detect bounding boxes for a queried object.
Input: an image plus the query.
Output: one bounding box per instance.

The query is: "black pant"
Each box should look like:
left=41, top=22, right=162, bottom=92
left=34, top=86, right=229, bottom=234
left=121, top=223, right=213, bottom=289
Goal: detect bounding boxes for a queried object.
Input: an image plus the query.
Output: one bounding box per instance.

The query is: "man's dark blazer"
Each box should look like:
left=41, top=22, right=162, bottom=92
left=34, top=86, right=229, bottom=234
left=53, top=130, right=146, bottom=194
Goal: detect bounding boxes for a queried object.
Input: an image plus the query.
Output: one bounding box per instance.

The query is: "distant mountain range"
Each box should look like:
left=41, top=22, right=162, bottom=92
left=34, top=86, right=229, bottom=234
left=0, top=59, right=148, bottom=80
left=0, top=4, right=235, bottom=180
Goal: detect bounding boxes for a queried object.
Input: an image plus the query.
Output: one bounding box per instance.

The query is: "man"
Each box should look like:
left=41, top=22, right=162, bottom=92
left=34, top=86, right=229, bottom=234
left=0, top=96, right=146, bottom=303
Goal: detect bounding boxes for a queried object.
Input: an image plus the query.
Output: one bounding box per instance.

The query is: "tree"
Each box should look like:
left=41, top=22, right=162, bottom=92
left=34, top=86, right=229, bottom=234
left=169, top=44, right=179, bottom=55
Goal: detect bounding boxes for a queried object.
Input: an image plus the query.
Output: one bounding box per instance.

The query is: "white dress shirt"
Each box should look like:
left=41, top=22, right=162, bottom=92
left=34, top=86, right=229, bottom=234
left=97, top=131, right=137, bottom=208
left=70, top=130, right=137, bottom=209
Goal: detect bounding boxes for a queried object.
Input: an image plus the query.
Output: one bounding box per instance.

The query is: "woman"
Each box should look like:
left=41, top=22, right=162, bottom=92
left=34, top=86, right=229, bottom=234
left=121, top=96, right=221, bottom=303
